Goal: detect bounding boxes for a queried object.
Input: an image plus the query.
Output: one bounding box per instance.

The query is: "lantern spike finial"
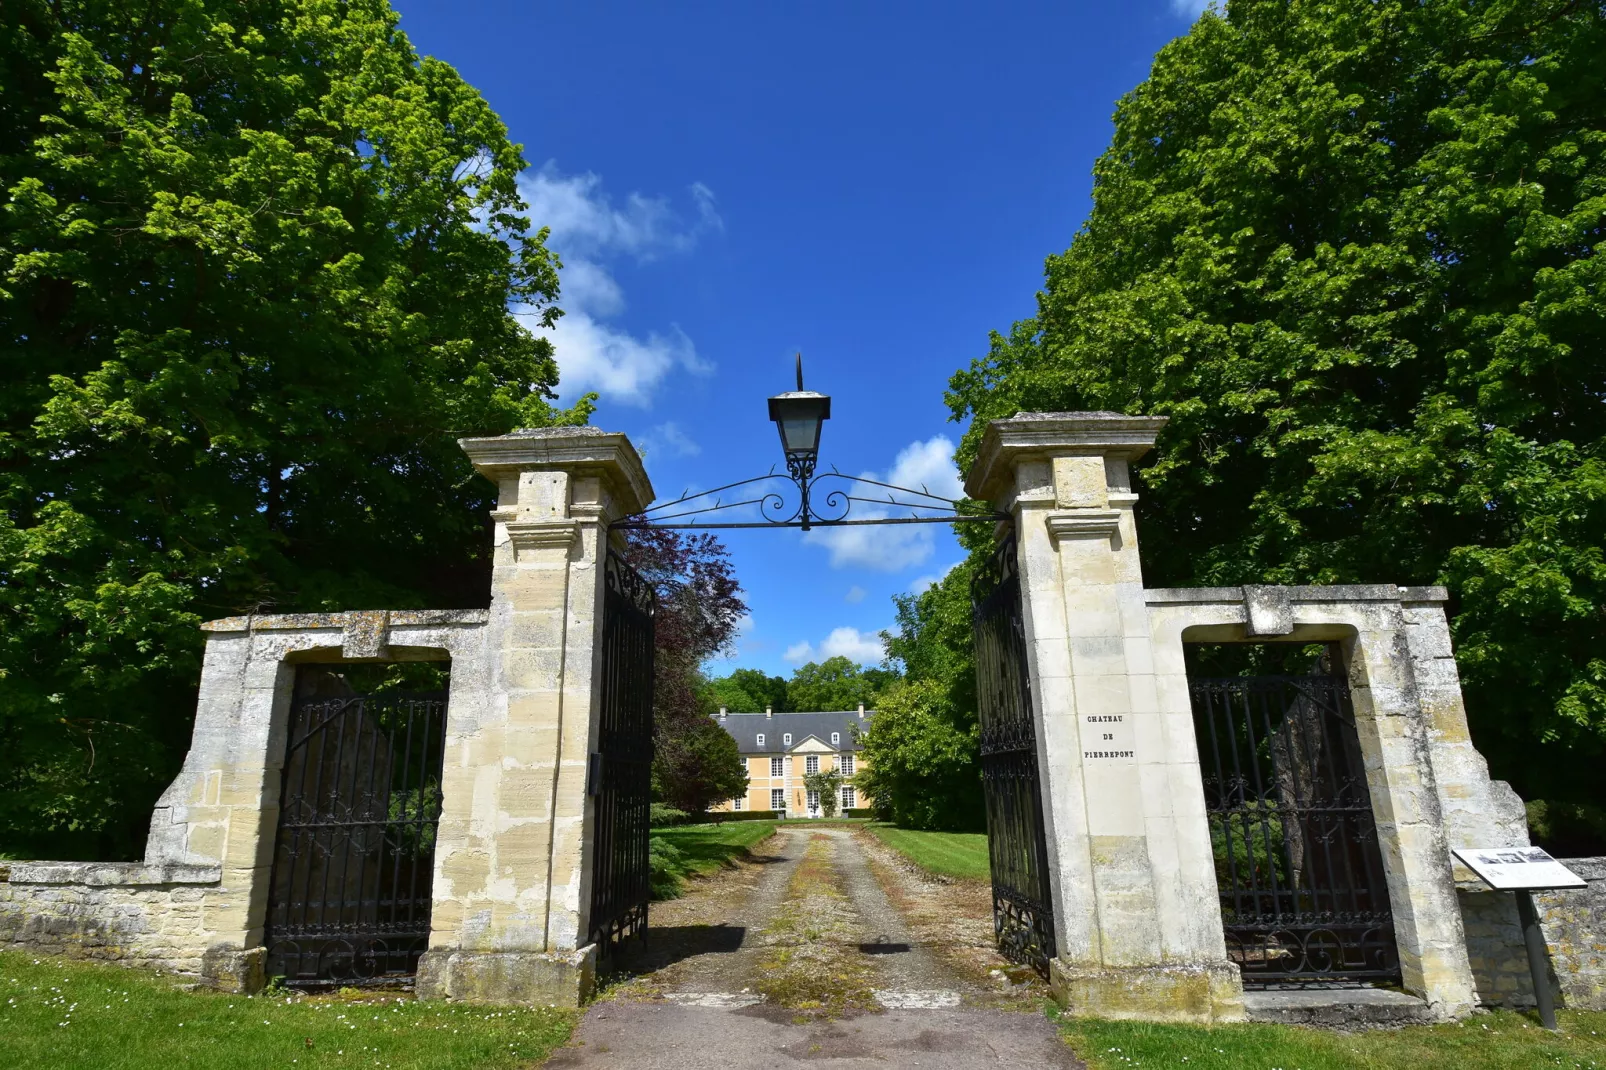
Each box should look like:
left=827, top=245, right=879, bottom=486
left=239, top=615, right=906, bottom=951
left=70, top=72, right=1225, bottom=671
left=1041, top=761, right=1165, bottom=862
left=796, top=352, right=804, bottom=392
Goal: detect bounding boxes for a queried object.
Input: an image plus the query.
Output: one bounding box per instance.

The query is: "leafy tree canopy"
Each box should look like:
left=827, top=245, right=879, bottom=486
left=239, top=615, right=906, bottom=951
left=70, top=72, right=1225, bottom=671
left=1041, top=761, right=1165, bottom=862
left=783, top=656, right=898, bottom=713
left=624, top=529, right=749, bottom=814
left=0, top=0, right=590, bottom=859
left=949, top=0, right=1606, bottom=807
left=704, top=667, right=789, bottom=714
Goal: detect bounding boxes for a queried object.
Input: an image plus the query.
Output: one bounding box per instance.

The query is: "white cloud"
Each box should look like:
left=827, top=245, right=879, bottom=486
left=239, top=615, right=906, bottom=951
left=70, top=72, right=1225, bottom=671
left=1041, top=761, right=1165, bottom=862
left=1171, top=0, right=1210, bottom=16
left=783, top=626, right=887, bottom=666
left=518, top=163, right=720, bottom=408
left=521, top=163, right=721, bottom=261
left=803, top=435, right=964, bottom=571
left=844, top=585, right=867, bottom=604
left=637, top=421, right=702, bottom=459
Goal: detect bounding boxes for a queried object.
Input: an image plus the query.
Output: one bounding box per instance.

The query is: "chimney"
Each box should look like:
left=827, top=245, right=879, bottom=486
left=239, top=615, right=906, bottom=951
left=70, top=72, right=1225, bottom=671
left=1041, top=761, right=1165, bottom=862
left=857, top=702, right=865, bottom=717
left=765, top=706, right=773, bottom=717
left=719, top=706, right=727, bottom=718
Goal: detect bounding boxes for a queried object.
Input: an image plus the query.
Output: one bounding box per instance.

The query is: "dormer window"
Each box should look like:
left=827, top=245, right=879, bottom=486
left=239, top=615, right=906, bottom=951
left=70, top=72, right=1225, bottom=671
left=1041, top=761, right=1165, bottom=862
left=783, top=733, right=792, bottom=745
left=831, top=732, right=840, bottom=745
left=756, top=733, right=765, bottom=746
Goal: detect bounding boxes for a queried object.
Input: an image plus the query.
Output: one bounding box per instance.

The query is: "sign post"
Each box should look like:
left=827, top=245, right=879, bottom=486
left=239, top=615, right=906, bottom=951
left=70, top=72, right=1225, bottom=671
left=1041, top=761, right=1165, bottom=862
left=1453, top=846, right=1586, bottom=1031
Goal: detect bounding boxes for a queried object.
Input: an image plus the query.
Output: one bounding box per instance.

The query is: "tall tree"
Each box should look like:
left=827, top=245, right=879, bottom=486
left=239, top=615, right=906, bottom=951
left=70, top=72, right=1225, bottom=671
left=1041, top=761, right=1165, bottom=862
left=623, top=528, right=749, bottom=814
left=0, top=0, right=589, bottom=859
left=704, top=667, right=789, bottom=714
left=786, top=656, right=897, bottom=712
left=950, top=0, right=1606, bottom=814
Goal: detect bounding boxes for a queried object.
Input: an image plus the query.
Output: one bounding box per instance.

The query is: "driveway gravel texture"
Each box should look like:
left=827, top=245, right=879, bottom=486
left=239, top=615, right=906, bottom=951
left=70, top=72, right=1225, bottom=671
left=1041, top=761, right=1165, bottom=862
left=548, top=825, right=1074, bottom=1069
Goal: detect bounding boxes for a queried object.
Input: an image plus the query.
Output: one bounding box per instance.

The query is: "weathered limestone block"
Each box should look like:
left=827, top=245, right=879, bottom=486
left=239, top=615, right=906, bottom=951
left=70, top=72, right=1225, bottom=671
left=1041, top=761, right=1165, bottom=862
left=418, top=427, right=651, bottom=1005
left=966, top=412, right=1245, bottom=1024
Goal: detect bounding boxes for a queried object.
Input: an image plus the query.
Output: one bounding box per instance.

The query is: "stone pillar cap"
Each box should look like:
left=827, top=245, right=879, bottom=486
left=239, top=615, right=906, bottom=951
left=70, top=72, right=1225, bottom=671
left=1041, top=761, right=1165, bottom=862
left=458, top=426, right=655, bottom=517
left=964, top=411, right=1168, bottom=502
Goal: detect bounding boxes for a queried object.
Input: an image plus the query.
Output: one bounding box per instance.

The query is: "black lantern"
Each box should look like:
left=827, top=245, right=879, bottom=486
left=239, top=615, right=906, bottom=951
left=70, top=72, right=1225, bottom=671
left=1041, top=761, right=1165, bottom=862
left=767, top=354, right=831, bottom=528
left=767, top=353, right=831, bottom=474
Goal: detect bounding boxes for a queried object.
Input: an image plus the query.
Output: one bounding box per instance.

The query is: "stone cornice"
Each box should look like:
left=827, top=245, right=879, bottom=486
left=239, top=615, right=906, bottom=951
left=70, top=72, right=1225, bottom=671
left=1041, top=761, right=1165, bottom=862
left=458, top=427, right=655, bottom=517
left=1045, top=510, right=1123, bottom=546
left=200, top=609, right=489, bottom=633
left=964, top=411, right=1168, bottom=503
left=505, top=518, right=580, bottom=560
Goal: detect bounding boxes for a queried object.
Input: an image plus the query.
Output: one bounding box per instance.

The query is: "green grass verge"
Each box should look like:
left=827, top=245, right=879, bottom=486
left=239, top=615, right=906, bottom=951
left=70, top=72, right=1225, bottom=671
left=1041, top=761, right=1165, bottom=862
left=1057, top=1007, right=1606, bottom=1069
left=650, top=820, right=777, bottom=898
left=863, top=823, right=990, bottom=881
left=0, top=951, right=573, bottom=1070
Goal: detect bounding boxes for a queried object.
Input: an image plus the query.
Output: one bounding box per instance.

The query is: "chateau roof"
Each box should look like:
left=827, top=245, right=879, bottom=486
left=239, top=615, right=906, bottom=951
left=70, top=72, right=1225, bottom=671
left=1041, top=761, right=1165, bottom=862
left=714, top=710, right=870, bottom=754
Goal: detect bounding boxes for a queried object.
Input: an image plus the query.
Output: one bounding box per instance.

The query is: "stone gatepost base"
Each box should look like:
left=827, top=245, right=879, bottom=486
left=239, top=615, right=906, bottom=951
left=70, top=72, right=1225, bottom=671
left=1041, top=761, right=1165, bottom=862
left=1050, top=960, right=1246, bottom=1024
left=201, top=946, right=265, bottom=993
left=415, top=947, right=597, bottom=1008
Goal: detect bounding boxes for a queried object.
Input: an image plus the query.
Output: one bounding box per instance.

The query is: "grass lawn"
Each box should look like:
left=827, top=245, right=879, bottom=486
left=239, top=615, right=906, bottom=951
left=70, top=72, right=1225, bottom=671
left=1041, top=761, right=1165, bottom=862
left=650, top=820, right=777, bottom=898
left=1057, top=1007, right=1606, bottom=1070
left=863, top=823, right=990, bottom=881
left=0, top=950, right=574, bottom=1070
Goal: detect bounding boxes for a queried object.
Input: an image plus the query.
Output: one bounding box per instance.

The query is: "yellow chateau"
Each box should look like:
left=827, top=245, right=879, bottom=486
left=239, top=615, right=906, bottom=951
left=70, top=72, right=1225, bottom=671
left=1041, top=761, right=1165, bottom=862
left=710, top=707, right=869, bottom=817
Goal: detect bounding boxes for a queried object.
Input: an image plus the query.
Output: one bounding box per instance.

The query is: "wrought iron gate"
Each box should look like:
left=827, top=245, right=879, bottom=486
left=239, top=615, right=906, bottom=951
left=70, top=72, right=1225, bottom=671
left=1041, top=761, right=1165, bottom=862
left=971, top=535, right=1057, bottom=977
left=587, top=549, right=656, bottom=962
left=264, top=687, right=448, bottom=987
left=1190, top=673, right=1400, bottom=985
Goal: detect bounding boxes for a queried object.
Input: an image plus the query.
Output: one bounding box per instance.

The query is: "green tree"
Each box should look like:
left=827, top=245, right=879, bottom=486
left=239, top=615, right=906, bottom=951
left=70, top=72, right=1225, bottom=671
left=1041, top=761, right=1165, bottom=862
left=0, top=0, right=590, bottom=859
left=854, top=679, right=982, bottom=831
left=653, top=717, right=749, bottom=816
left=704, top=667, right=788, bottom=713
left=802, top=767, right=843, bottom=818
left=949, top=0, right=1606, bottom=812
left=786, top=656, right=897, bottom=712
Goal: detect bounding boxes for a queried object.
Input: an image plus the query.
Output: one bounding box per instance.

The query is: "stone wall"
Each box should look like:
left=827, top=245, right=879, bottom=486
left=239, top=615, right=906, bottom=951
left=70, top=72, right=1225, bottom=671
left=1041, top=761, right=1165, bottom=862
left=0, top=861, right=259, bottom=987
left=1461, top=857, right=1606, bottom=1011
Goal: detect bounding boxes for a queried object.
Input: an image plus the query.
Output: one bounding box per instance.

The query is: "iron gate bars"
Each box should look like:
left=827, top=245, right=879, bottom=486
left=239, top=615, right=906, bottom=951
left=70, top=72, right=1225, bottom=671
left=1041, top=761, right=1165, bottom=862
left=264, top=688, right=448, bottom=988
left=1189, top=674, right=1401, bottom=985
left=588, top=549, right=657, bottom=963
left=971, top=535, right=1057, bottom=978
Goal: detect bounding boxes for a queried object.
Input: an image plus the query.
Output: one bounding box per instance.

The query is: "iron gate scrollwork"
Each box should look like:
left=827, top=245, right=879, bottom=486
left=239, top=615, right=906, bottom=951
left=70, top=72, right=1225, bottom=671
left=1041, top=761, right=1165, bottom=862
left=971, top=534, right=1057, bottom=978
left=1190, top=673, right=1401, bottom=985
left=264, top=688, right=448, bottom=987
left=588, top=549, right=656, bottom=962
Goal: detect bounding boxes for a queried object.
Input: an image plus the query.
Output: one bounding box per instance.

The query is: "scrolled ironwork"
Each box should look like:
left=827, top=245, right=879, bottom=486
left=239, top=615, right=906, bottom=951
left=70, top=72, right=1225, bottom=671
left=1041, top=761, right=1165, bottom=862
left=1190, top=672, right=1402, bottom=986
left=610, top=466, right=1002, bottom=532
left=971, top=534, right=1057, bottom=979
left=589, top=549, right=656, bottom=965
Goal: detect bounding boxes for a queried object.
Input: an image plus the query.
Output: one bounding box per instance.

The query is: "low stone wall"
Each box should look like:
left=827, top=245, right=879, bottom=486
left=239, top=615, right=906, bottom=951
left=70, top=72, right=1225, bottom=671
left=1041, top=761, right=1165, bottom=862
left=1460, top=856, right=1606, bottom=1011
left=0, top=861, right=256, bottom=988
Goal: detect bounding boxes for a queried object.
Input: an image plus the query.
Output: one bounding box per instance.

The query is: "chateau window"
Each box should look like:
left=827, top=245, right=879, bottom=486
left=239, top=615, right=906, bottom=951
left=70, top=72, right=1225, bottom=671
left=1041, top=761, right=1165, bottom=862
left=841, top=786, right=856, bottom=809
left=770, top=756, right=784, bottom=777
left=756, top=733, right=765, bottom=747
left=840, top=754, right=854, bottom=776
left=805, top=755, right=819, bottom=774
left=807, top=790, right=820, bottom=812
left=783, top=733, right=792, bottom=745
left=831, top=732, right=840, bottom=745
left=771, top=788, right=785, bottom=810
left=732, top=796, right=744, bottom=810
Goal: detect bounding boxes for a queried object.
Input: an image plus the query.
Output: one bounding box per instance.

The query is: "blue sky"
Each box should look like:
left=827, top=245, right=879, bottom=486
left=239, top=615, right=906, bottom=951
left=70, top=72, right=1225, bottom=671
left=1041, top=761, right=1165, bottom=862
left=392, top=0, right=1210, bottom=675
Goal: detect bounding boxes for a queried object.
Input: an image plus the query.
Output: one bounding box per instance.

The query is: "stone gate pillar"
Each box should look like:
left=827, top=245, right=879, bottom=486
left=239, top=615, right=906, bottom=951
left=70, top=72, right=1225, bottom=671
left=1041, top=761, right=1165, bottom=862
left=965, top=412, right=1244, bottom=1023
left=417, top=427, right=652, bottom=1006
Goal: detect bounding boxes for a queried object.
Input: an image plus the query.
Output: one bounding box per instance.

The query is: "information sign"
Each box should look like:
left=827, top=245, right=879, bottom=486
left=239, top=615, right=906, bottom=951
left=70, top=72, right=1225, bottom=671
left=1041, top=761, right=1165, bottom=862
left=1452, top=846, right=1585, bottom=891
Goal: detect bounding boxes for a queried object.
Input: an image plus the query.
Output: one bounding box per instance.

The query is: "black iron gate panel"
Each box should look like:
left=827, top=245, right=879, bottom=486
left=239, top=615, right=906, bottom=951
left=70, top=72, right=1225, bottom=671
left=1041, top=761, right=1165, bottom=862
left=1190, top=674, right=1400, bottom=985
left=264, top=689, right=448, bottom=987
left=971, top=534, right=1057, bottom=978
left=588, top=549, right=656, bottom=962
